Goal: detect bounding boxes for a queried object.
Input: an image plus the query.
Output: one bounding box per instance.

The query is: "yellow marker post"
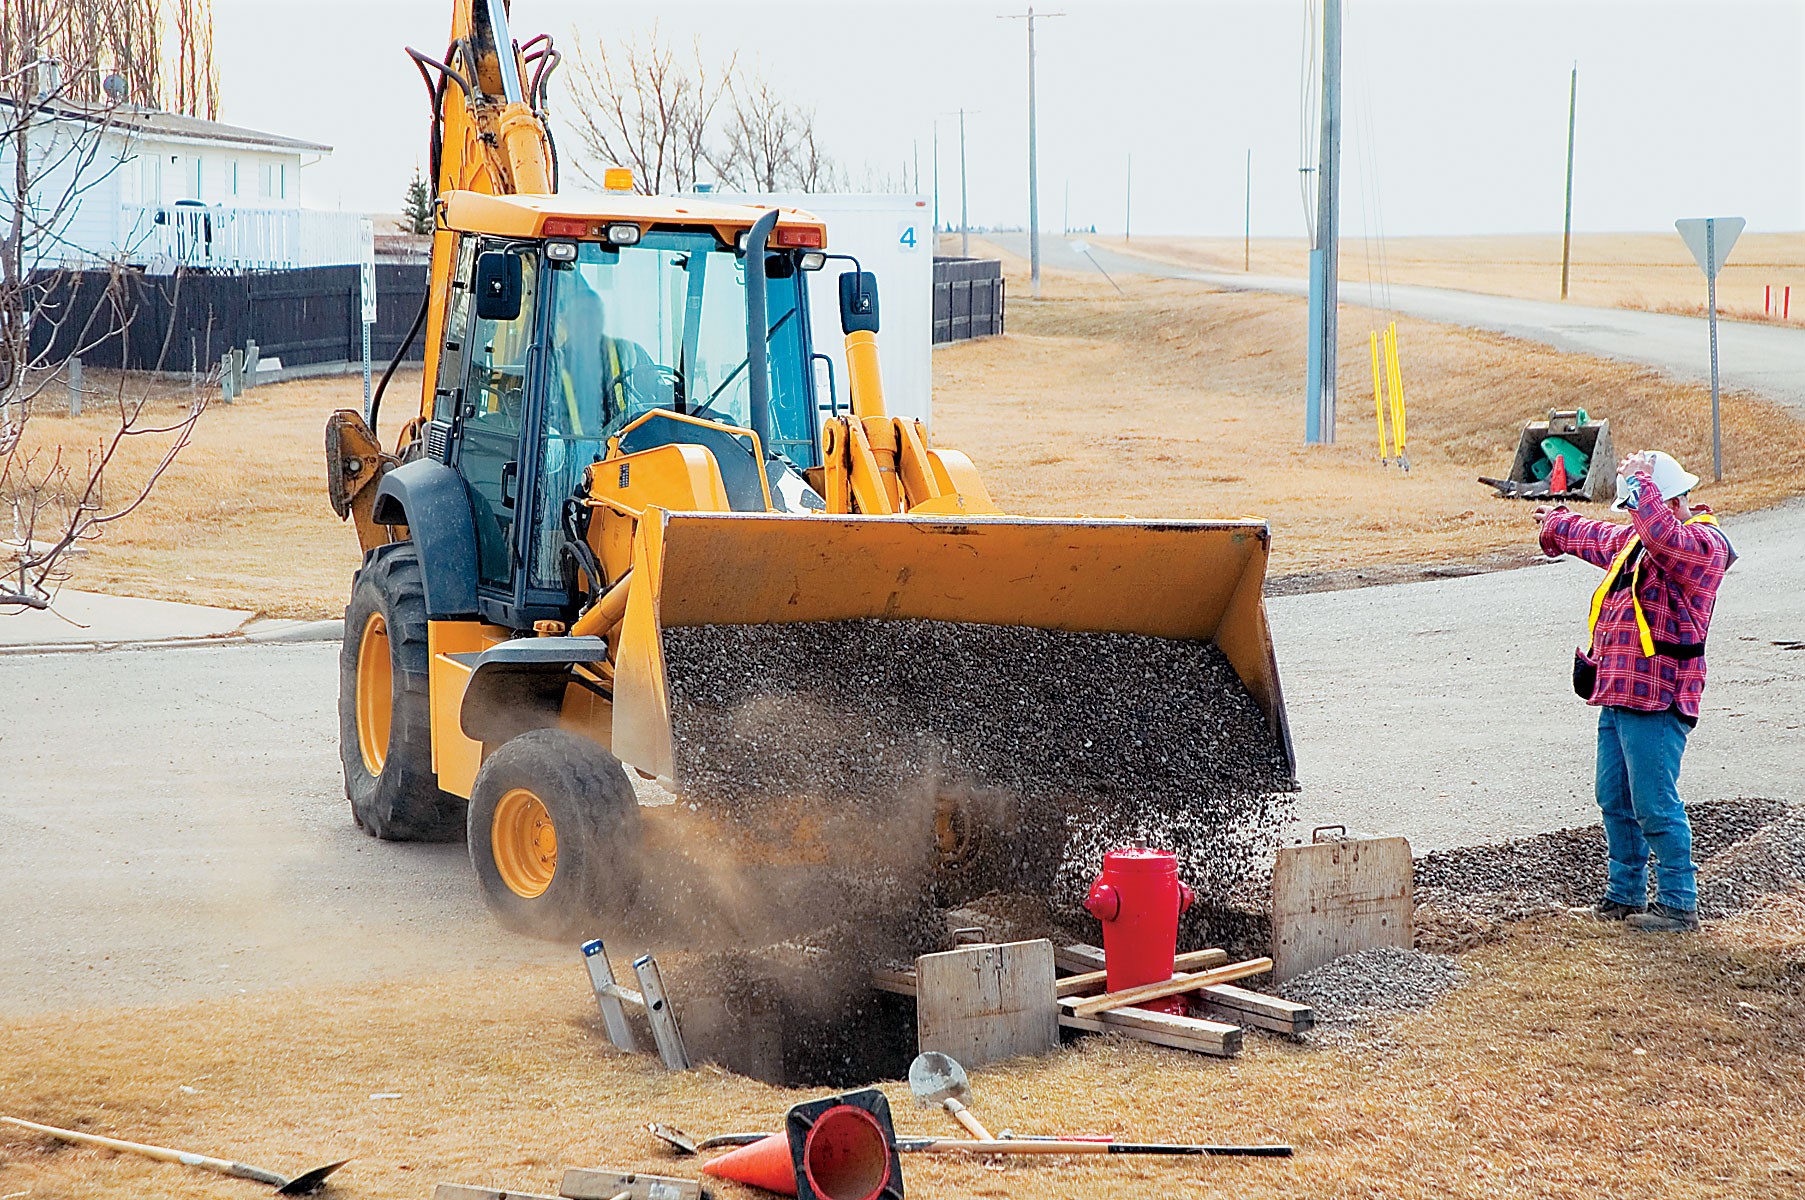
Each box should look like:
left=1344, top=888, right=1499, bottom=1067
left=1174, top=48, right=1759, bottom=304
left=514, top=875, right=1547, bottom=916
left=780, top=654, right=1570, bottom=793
left=1385, top=321, right=1409, bottom=469
left=1370, top=330, right=1389, bottom=463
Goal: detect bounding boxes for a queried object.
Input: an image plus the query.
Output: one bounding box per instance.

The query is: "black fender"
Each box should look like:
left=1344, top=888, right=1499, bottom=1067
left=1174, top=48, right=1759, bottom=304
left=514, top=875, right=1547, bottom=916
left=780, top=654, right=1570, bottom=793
left=457, top=636, right=611, bottom=746
left=371, top=459, right=479, bottom=620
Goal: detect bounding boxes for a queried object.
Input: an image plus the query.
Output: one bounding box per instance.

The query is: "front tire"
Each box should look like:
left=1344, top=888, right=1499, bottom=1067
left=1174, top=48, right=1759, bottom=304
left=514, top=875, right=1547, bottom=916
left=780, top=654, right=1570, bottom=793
left=468, top=729, right=644, bottom=939
left=339, top=542, right=465, bottom=841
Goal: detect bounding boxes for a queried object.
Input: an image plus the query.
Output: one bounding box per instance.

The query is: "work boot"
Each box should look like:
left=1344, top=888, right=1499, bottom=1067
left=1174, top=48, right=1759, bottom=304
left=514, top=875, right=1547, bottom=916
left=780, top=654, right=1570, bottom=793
left=1590, top=897, right=1647, bottom=921
left=1625, top=901, right=1700, bottom=933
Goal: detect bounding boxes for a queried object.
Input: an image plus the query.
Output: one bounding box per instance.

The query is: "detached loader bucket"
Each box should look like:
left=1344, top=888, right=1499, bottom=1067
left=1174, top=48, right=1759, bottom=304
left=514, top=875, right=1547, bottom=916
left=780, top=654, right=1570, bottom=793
left=610, top=510, right=1292, bottom=787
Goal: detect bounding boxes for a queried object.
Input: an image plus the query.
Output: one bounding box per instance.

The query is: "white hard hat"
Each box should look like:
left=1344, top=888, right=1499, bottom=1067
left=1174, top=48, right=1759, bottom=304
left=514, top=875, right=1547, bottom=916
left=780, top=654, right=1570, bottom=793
left=1612, top=450, right=1700, bottom=511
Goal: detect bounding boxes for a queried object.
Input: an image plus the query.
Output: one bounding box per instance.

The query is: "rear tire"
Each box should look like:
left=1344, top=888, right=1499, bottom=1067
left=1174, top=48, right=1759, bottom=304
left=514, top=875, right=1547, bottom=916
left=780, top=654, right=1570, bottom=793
left=468, top=729, right=644, bottom=940
left=339, top=542, right=465, bottom=841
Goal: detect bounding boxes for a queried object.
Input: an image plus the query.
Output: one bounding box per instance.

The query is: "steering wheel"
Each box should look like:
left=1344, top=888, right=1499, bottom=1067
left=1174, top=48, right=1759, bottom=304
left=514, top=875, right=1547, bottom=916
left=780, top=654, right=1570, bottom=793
left=608, top=362, right=684, bottom=416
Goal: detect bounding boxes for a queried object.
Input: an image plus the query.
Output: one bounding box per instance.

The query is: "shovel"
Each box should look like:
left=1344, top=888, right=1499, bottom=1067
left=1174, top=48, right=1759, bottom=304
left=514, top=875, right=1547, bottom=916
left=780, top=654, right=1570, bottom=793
left=908, top=1052, right=995, bottom=1141
left=1, top=1115, right=349, bottom=1194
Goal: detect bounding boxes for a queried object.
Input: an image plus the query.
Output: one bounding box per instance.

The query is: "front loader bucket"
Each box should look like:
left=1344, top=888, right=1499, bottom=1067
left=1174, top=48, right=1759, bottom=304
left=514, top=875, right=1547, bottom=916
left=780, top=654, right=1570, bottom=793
left=610, top=510, right=1293, bottom=787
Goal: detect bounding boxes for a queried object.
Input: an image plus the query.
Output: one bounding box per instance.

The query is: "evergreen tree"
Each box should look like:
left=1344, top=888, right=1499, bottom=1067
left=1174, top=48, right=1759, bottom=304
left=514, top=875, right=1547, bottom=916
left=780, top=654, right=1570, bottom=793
left=402, top=169, right=434, bottom=234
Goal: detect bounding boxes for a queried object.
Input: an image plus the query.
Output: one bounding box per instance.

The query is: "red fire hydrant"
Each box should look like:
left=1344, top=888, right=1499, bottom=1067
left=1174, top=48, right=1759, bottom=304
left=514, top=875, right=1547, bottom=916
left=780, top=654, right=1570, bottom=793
left=1085, top=847, right=1195, bottom=1015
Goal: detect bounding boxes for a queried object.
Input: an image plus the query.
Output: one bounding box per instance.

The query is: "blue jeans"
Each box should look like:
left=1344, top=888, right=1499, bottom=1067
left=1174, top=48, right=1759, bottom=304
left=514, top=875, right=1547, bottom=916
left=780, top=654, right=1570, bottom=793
left=1596, top=706, right=1696, bottom=911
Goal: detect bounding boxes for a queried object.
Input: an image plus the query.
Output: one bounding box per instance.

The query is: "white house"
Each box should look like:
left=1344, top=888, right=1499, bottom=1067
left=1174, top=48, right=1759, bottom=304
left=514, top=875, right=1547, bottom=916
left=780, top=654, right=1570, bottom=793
left=1, top=97, right=366, bottom=272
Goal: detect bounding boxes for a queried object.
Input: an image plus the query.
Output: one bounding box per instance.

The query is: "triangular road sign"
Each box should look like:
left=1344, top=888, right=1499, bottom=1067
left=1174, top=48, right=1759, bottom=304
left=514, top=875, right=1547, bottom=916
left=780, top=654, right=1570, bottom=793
left=1675, top=217, right=1745, bottom=280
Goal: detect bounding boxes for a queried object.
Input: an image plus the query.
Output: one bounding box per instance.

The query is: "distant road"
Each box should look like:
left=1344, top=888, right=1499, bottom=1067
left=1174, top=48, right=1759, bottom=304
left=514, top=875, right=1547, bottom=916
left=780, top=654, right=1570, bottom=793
left=990, top=233, right=1805, bottom=416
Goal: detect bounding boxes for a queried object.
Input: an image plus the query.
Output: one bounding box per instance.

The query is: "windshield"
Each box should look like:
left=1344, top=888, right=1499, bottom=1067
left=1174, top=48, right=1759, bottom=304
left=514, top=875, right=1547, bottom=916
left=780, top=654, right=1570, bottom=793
left=544, top=233, right=816, bottom=466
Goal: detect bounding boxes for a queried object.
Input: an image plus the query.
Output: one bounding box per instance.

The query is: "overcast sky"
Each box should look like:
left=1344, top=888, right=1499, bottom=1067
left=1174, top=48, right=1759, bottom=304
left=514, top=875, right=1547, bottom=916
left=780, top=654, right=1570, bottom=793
left=214, top=0, right=1804, bottom=237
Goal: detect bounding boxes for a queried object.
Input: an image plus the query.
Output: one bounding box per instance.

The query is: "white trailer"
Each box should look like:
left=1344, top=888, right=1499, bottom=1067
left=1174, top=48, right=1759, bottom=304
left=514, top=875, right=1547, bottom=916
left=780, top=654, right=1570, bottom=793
left=698, top=192, right=934, bottom=426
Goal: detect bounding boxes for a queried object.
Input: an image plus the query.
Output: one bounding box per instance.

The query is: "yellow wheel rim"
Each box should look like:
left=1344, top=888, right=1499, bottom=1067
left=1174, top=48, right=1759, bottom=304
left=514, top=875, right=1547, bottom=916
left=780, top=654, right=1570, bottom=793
left=493, top=787, right=558, bottom=898
left=355, top=612, right=392, bottom=776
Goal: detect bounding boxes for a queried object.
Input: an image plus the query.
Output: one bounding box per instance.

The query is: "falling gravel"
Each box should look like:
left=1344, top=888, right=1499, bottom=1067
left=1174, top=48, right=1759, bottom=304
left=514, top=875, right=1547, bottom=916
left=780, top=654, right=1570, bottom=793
left=1281, top=946, right=1462, bottom=1025
left=664, top=619, right=1295, bottom=910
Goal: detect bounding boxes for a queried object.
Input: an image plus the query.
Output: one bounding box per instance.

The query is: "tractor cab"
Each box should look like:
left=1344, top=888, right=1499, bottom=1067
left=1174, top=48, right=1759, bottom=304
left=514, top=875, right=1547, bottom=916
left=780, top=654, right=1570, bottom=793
left=420, top=194, right=833, bottom=629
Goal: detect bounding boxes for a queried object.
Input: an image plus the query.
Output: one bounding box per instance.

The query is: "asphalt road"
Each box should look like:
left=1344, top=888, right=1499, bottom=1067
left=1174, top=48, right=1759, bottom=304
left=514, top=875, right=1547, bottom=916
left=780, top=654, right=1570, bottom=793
left=995, top=233, right=1805, bottom=415
left=5, top=498, right=1798, bottom=1015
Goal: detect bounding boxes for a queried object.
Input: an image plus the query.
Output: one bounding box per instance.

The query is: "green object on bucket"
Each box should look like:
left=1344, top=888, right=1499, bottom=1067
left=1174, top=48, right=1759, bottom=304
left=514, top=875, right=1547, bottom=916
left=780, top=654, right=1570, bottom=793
left=1540, top=435, right=1589, bottom=480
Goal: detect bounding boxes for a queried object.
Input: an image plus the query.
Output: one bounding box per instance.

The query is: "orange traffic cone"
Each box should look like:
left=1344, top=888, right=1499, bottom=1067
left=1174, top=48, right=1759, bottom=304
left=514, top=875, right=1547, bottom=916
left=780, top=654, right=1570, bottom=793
left=701, top=1132, right=798, bottom=1196
left=1549, top=454, right=1569, bottom=494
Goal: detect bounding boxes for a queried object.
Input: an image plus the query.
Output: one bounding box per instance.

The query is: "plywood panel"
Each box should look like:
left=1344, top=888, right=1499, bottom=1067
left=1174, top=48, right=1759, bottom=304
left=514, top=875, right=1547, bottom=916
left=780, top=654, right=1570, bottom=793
left=916, top=939, right=1059, bottom=1068
left=1271, top=836, right=1413, bottom=983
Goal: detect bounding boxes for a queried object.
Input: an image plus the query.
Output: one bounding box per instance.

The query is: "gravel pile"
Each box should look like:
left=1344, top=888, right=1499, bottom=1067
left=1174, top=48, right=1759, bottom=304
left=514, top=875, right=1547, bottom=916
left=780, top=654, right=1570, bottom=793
left=665, top=620, right=1294, bottom=908
left=1411, top=798, right=1798, bottom=950
left=1414, top=798, right=1787, bottom=907
left=1696, top=813, right=1805, bottom=917
left=1281, top=946, right=1462, bottom=1025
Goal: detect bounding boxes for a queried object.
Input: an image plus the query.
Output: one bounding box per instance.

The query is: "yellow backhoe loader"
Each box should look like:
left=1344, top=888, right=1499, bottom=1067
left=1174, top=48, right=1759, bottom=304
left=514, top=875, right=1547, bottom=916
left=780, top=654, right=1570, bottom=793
left=326, top=0, right=1293, bottom=938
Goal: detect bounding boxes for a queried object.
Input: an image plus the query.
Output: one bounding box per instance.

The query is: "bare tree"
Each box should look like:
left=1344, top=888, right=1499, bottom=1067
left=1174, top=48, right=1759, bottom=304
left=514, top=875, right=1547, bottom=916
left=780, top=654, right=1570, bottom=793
left=0, top=0, right=218, bottom=118
left=709, top=71, right=841, bottom=193
left=1, top=6, right=206, bottom=610
left=562, top=23, right=732, bottom=195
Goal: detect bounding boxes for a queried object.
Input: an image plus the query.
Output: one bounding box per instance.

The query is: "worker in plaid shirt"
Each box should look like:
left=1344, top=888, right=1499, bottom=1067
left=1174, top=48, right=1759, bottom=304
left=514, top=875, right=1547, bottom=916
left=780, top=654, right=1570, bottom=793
left=1534, top=450, right=1735, bottom=932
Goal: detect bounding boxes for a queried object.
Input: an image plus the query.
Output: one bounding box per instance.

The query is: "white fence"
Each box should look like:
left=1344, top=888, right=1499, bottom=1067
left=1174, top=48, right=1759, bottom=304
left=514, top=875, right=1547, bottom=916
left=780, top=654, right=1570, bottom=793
left=118, top=204, right=370, bottom=272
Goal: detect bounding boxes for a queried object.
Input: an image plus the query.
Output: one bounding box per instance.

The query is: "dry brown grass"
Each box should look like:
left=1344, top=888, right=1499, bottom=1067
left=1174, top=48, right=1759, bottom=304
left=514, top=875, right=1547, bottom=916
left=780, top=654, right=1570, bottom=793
left=13, top=252, right=1805, bottom=616
left=12, top=370, right=371, bottom=618
left=1113, top=231, right=1805, bottom=324
left=936, top=255, right=1805, bottom=578
left=2, top=896, right=1801, bottom=1200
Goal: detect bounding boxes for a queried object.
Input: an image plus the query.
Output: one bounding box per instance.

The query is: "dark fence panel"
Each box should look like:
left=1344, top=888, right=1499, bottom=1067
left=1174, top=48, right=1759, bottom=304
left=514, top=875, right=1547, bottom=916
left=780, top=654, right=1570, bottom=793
left=28, top=263, right=431, bottom=373
left=932, top=257, right=1006, bottom=345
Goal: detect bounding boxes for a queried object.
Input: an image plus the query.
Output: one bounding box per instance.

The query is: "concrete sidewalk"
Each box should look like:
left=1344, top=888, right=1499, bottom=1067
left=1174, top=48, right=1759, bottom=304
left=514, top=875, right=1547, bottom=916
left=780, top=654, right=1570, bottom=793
left=0, top=590, right=340, bottom=651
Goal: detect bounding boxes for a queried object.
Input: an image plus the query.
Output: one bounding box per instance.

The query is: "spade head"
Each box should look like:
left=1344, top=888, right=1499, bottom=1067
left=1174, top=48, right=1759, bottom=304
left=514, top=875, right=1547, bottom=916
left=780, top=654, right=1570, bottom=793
left=276, top=1160, right=349, bottom=1196
left=648, top=1123, right=699, bottom=1156
left=908, top=1051, right=972, bottom=1108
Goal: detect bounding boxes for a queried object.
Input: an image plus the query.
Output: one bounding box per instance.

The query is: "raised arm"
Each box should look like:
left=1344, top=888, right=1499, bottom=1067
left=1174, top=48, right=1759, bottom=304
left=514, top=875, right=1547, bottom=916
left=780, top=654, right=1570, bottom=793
left=1535, top=505, right=1632, bottom=570
left=1624, top=470, right=1730, bottom=580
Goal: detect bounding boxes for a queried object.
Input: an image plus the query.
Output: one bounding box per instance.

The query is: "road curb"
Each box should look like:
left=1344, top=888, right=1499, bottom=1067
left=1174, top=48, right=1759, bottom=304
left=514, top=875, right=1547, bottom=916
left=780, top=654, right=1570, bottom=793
left=0, top=618, right=344, bottom=656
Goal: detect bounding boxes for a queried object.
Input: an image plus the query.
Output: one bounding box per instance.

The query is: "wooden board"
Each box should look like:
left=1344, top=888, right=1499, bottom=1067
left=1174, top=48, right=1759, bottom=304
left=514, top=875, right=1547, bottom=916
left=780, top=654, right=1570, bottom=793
left=435, top=1185, right=565, bottom=1200
left=1062, top=958, right=1272, bottom=1018
left=1054, top=949, right=1228, bottom=997
left=1054, top=943, right=1109, bottom=973
left=1272, top=836, right=1413, bottom=983
left=1192, top=984, right=1316, bottom=1035
left=560, top=1169, right=702, bottom=1200
left=1059, top=1007, right=1243, bottom=1057
left=916, top=939, right=1059, bottom=1067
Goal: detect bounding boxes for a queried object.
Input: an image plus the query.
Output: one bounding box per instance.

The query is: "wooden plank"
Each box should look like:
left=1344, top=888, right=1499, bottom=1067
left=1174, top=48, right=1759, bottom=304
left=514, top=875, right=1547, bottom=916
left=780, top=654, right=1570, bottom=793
left=581, top=939, right=638, bottom=1053
left=632, top=954, right=691, bottom=1071
left=560, top=1169, right=703, bottom=1200
left=917, top=939, right=1059, bottom=1068
left=1054, top=949, right=1229, bottom=997
left=872, top=966, right=918, bottom=997
left=1193, top=985, right=1316, bottom=1035
left=435, top=1185, right=566, bottom=1200
left=1059, top=1007, right=1243, bottom=1058
left=1064, top=958, right=1273, bottom=1018
left=1271, top=836, right=1413, bottom=983
left=1054, top=943, right=1108, bottom=973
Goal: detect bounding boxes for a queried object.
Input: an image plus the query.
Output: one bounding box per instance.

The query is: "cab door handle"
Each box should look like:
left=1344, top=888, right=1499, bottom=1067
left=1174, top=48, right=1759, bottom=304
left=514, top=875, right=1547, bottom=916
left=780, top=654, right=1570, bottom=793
left=500, top=460, right=518, bottom=508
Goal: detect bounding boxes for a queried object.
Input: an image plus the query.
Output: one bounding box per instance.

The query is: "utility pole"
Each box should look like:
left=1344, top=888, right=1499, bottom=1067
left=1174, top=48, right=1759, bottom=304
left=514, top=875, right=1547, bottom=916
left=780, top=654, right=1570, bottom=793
left=932, top=122, right=940, bottom=231
left=1002, top=6, right=1062, bottom=297
left=1244, top=148, right=1251, bottom=271
left=912, top=139, right=920, bottom=193
left=1304, top=0, right=1342, bottom=445
left=1124, top=152, right=1132, bottom=241
left=959, top=107, right=971, bottom=257
left=1560, top=62, right=1577, bottom=300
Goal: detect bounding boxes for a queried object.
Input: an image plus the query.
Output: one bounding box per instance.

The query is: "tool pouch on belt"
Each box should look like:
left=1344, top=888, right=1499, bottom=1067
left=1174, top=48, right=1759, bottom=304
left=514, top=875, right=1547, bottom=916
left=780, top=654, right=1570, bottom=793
left=1572, top=649, right=1599, bottom=700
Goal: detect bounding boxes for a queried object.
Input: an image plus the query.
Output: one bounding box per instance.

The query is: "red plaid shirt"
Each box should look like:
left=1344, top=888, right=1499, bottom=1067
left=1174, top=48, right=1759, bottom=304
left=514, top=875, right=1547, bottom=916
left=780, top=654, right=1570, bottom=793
left=1540, top=471, right=1733, bottom=718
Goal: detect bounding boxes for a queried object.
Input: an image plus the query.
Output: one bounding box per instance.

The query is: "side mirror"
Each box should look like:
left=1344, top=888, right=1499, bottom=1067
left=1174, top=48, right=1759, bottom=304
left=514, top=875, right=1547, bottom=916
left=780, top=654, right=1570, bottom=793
left=474, top=250, right=523, bottom=322
left=838, top=271, right=880, bottom=335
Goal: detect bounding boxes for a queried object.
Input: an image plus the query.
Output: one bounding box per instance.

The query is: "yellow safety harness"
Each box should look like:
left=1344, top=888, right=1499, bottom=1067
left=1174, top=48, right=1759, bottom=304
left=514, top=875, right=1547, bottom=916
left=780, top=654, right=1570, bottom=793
left=1585, top=512, right=1718, bottom=658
